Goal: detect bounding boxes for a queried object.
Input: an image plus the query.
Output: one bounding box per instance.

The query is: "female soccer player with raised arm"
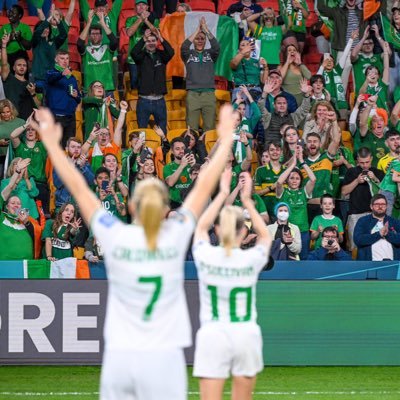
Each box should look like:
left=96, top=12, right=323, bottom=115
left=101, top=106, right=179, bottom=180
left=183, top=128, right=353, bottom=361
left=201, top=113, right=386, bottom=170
left=192, top=170, right=272, bottom=400
left=31, top=106, right=234, bottom=400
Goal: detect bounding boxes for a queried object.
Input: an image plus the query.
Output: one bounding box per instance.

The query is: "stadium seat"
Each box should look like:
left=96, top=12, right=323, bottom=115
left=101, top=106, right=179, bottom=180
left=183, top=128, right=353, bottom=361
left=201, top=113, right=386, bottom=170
left=69, top=50, right=81, bottom=71
left=251, top=149, right=258, bottom=176
left=165, top=89, right=186, bottom=112
left=126, top=110, right=138, bottom=132
left=55, top=0, right=80, bottom=10
left=167, top=128, right=186, bottom=142
left=118, top=10, right=134, bottom=33
left=121, top=2, right=136, bottom=11
left=217, top=0, right=236, bottom=15
left=204, top=129, right=217, bottom=153
left=75, top=110, right=83, bottom=142
left=21, top=16, right=40, bottom=30
left=188, top=0, right=216, bottom=12
left=258, top=0, right=279, bottom=12
left=125, top=128, right=161, bottom=150
left=72, top=70, right=82, bottom=91
left=341, top=130, right=353, bottom=151
left=167, top=110, right=187, bottom=130
left=215, top=89, right=231, bottom=103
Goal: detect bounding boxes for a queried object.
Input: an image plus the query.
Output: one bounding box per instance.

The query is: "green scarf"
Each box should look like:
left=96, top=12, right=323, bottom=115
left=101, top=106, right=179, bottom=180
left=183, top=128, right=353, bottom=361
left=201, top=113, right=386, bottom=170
left=323, top=67, right=348, bottom=110
left=54, top=63, right=71, bottom=78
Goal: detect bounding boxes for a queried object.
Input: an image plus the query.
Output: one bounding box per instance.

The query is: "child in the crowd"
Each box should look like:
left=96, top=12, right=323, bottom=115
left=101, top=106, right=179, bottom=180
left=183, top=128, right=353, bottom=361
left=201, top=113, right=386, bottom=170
left=310, top=194, right=344, bottom=249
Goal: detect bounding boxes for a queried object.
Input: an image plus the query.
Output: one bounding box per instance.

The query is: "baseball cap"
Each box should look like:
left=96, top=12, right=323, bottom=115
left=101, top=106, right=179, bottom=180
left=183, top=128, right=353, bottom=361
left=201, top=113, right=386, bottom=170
left=95, top=0, right=107, bottom=7
left=269, top=69, right=282, bottom=77
left=136, top=0, right=148, bottom=4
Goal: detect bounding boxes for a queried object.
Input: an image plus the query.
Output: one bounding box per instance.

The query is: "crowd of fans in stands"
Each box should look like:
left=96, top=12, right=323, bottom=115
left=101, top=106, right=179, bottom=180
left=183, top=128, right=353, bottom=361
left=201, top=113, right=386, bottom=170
left=1, top=0, right=400, bottom=264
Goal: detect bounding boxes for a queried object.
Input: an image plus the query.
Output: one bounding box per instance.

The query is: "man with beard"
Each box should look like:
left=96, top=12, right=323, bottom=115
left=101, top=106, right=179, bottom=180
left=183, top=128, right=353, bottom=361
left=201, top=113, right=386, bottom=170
left=126, top=0, right=159, bottom=90
left=181, top=17, right=220, bottom=133
left=53, top=137, right=94, bottom=209
left=163, top=137, right=196, bottom=210
left=258, top=77, right=311, bottom=142
left=342, top=147, right=384, bottom=251
left=301, top=110, right=341, bottom=223
left=254, top=141, right=285, bottom=217
left=1, top=34, right=39, bottom=120
left=77, top=10, right=118, bottom=93
left=357, top=95, right=389, bottom=167
left=354, top=194, right=400, bottom=260
left=131, top=29, right=174, bottom=135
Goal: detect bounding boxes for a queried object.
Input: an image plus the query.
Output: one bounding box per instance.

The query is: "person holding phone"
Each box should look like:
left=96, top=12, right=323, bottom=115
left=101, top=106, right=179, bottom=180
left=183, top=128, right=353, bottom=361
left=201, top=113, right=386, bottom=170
left=308, top=226, right=351, bottom=260
left=163, top=137, right=196, bottom=209
left=267, top=202, right=301, bottom=260
left=342, top=147, right=384, bottom=251
left=94, top=167, right=127, bottom=220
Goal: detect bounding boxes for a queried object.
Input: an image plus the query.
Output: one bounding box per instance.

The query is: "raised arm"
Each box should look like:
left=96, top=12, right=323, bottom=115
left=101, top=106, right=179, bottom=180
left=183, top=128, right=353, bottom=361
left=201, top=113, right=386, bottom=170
left=382, top=41, right=390, bottom=85
left=338, top=30, right=356, bottom=69
left=1, top=33, right=10, bottom=81
left=65, top=0, right=76, bottom=25
left=359, top=96, right=377, bottom=137
left=240, top=172, right=271, bottom=247
left=113, top=101, right=127, bottom=147
left=276, top=155, right=297, bottom=197
left=351, top=26, right=369, bottom=63
left=390, top=100, right=400, bottom=127
left=182, top=105, right=234, bottom=219
left=10, top=121, right=28, bottom=148
left=230, top=41, right=252, bottom=70
left=297, top=148, right=316, bottom=196
left=326, top=111, right=341, bottom=156
left=32, top=108, right=101, bottom=225
left=194, top=168, right=232, bottom=243
left=1, top=158, right=30, bottom=200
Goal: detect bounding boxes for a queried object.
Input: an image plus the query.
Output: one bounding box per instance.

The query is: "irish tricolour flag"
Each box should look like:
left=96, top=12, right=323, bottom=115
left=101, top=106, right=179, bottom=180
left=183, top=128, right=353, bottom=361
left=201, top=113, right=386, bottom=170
left=0, top=258, right=90, bottom=279
left=160, top=12, right=239, bottom=81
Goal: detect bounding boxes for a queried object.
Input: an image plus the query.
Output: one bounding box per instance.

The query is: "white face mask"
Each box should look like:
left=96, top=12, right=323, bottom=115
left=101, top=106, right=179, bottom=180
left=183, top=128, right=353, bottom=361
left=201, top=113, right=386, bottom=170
left=277, top=210, right=289, bottom=221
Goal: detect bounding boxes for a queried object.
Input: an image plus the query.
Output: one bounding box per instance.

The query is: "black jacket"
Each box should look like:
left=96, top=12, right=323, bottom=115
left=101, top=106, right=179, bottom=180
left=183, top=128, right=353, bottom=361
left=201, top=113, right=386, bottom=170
left=131, top=38, right=174, bottom=96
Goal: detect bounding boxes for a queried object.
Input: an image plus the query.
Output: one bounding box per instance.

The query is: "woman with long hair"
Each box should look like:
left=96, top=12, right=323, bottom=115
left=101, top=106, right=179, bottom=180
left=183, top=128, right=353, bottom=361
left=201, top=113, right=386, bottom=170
left=0, top=157, right=39, bottom=219
left=279, top=44, right=311, bottom=105
left=276, top=148, right=316, bottom=259
left=32, top=105, right=234, bottom=400
left=282, top=125, right=300, bottom=164
left=0, top=99, right=24, bottom=176
left=41, top=202, right=81, bottom=261
left=82, top=80, right=120, bottom=139
left=192, top=170, right=271, bottom=400
left=247, top=7, right=286, bottom=70
left=303, top=100, right=337, bottom=148
left=102, top=153, right=129, bottom=198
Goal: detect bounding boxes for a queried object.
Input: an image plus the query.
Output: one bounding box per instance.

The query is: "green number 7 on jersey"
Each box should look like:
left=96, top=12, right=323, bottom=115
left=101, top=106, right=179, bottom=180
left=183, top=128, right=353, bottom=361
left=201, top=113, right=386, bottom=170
left=138, top=276, right=163, bottom=321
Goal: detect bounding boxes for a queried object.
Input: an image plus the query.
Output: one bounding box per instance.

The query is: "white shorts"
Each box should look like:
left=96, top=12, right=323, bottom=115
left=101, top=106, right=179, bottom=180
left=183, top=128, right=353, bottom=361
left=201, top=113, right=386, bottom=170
left=100, top=347, right=187, bottom=400
left=193, top=322, right=263, bottom=379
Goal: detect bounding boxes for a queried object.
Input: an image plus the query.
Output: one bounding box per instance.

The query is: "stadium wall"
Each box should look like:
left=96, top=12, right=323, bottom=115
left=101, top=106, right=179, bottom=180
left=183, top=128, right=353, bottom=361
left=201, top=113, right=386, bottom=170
left=0, top=280, right=399, bottom=365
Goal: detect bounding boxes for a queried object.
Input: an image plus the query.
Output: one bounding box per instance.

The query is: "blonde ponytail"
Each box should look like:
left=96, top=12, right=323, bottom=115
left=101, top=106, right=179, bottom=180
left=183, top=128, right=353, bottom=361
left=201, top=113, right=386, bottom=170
left=132, top=179, right=169, bottom=251
left=219, top=206, right=244, bottom=256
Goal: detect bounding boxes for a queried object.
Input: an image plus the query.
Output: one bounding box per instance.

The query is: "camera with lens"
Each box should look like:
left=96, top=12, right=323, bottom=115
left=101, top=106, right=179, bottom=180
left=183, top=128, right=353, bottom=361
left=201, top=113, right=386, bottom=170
left=327, top=239, right=334, bottom=246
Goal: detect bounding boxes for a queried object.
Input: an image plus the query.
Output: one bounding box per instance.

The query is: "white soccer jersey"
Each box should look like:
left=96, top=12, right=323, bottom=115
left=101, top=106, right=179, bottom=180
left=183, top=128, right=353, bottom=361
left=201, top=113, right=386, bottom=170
left=192, top=241, right=269, bottom=325
left=91, top=208, right=195, bottom=351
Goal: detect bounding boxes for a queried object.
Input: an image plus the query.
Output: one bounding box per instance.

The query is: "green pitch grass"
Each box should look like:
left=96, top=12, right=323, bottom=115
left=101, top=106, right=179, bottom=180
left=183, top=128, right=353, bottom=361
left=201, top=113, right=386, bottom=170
left=0, top=366, right=399, bottom=399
